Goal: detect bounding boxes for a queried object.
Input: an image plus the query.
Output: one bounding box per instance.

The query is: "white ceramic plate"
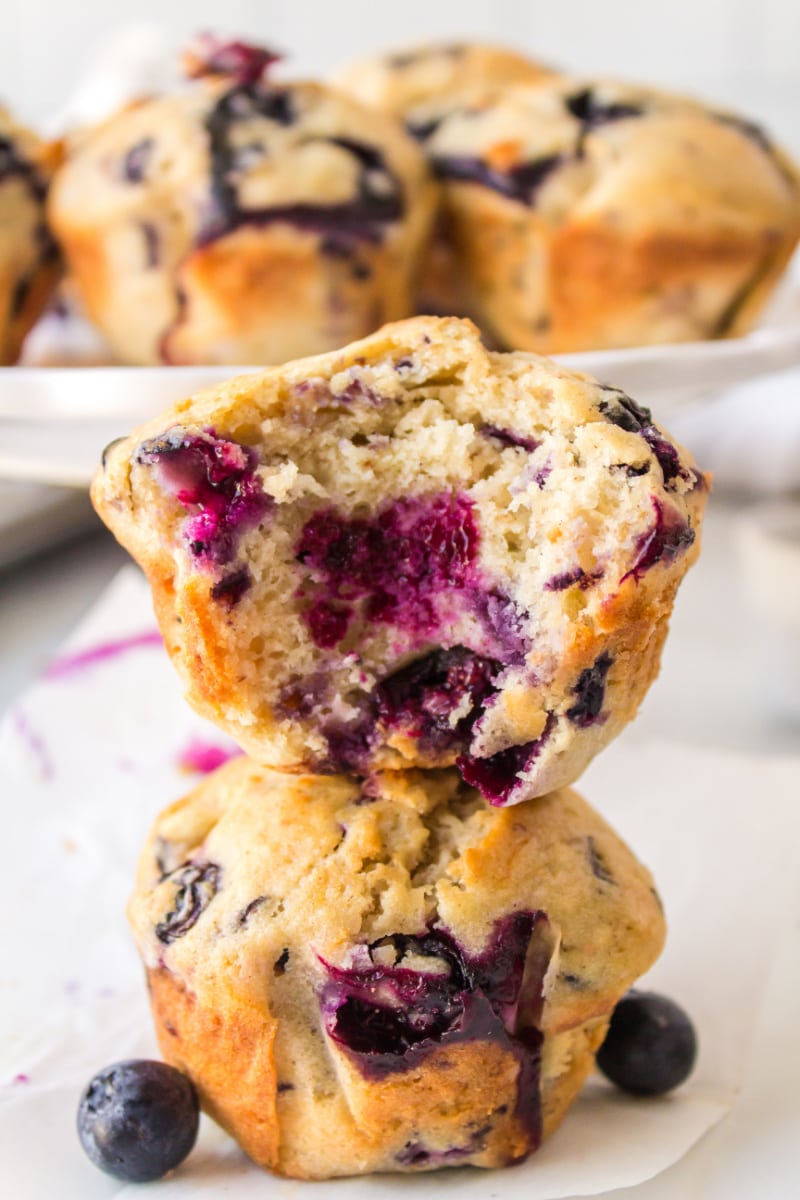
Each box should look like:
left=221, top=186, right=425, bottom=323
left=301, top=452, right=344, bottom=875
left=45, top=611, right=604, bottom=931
left=1, top=257, right=798, bottom=489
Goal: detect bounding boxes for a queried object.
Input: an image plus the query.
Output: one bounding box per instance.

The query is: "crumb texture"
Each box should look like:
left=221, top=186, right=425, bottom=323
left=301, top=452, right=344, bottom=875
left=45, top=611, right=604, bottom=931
left=92, top=315, right=707, bottom=802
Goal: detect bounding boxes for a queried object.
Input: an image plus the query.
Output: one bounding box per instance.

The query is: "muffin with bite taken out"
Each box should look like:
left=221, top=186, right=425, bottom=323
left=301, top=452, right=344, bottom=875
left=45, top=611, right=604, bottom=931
left=92, top=314, right=707, bottom=806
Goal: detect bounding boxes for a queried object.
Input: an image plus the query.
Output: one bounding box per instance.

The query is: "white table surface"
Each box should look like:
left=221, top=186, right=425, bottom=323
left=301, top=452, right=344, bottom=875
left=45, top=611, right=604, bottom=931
left=1, top=495, right=799, bottom=1198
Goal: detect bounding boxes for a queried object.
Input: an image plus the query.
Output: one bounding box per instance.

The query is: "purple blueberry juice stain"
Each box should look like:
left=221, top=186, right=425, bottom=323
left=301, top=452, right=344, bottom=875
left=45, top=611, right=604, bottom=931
left=135, top=427, right=270, bottom=567
left=431, top=152, right=563, bottom=205
left=295, top=493, right=481, bottom=647
left=566, top=89, right=645, bottom=157
left=480, top=424, right=539, bottom=452
left=470, top=589, right=529, bottom=664
left=306, top=601, right=352, bottom=649
left=177, top=737, right=242, bottom=774
left=122, top=138, right=154, bottom=183
left=375, top=646, right=501, bottom=756
left=184, top=35, right=282, bottom=87
left=457, top=713, right=556, bottom=806
left=44, top=630, right=163, bottom=681
left=319, top=715, right=375, bottom=774
left=11, top=709, right=53, bottom=781
left=566, top=652, right=612, bottom=727
left=545, top=566, right=603, bottom=592
left=293, top=493, right=534, bottom=776
left=140, top=221, right=160, bottom=268
left=237, top=895, right=268, bottom=926
left=623, top=499, right=696, bottom=582
left=320, top=913, right=551, bottom=1153
left=155, top=862, right=221, bottom=944
left=12, top=1074, right=30, bottom=1085
left=210, top=565, right=253, bottom=608
left=599, top=388, right=689, bottom=488
left=396, top=1126, right=492, bottom=1168
left=586, top=836, right=616, bottom=885
left=200, top=88, right=404, bottom=246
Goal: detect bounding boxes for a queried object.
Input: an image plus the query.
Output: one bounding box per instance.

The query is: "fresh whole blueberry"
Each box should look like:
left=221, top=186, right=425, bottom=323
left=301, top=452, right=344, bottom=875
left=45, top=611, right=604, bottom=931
left=77, top=1059, right=199, bottom=1182
left=596, top=990, right=697, bottom=1096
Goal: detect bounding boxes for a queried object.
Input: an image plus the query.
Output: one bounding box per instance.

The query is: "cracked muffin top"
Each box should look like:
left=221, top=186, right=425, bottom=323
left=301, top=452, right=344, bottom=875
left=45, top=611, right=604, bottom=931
left=333, top=41, right=556, bottom=140
left=424, top=76, right=800, bottom=351
left=48, top=36, right=434, bottom=365
left=129, top=757, right=665, bottom=1177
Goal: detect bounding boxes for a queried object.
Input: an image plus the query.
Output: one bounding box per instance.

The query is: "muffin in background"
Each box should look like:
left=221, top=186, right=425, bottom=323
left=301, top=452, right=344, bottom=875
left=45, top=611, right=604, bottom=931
left=425, top=77, right=800, bottom=352
left=333, top=42, right=556, bottom=140
left=0, top=105, right=61, bottom=364
left=48, top=37, right=435, bottom=366
left=334, top=42, right=557, bottom=316
left=129, top=758, right=666, bottom=1179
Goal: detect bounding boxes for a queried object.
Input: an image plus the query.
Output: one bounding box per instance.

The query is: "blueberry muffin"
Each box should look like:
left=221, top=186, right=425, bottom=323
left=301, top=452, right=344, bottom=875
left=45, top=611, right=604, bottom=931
left=426, top=77, right=800, bottom=351
left=129, top=758, right=665, bottom=1179
left=48, top=38, right=434, bottom=366
left=334, top=42, right=556, bottom=317
left=93, top=316, right=707, bottom=804
left=333, top=42, right=555, bottom=142
left=0, top=105, right=61, bottom=364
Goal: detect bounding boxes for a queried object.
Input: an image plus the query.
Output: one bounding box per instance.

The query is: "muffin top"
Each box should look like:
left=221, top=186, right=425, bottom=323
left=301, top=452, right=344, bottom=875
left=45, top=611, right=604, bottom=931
left=333, top=41, right=556, bottom=138
left=427, top=76, right=800, bottom=235
left=50, top=38, right=431, bottom=249
left=131, top=758, right=666, bottom=1041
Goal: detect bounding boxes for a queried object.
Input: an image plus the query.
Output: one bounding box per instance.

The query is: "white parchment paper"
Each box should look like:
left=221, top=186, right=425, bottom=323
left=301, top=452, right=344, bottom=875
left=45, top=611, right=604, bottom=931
left=2, top=567, right=799, bottom=1198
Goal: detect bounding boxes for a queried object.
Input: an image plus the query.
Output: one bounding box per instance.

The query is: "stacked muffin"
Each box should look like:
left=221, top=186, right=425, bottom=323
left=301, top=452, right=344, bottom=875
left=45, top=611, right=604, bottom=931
left=93, top=313, right=707, bottom=1178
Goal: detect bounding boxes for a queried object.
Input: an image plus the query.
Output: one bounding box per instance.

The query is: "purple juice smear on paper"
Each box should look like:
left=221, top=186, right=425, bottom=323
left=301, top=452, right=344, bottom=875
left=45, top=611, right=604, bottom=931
left=45, top=630, right=163, bottom=680
left=177, top=737, right=243, bottom=774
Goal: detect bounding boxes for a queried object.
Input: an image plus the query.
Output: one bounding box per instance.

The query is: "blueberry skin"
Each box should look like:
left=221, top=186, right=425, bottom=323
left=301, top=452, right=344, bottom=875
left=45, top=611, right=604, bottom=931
left=77, top=1060, right=199, bottom=1182
left=597, top=991, right=697, bottom=1096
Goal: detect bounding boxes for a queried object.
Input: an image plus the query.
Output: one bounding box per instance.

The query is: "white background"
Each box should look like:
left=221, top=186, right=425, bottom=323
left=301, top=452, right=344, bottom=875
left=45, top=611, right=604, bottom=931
left=4, top=0, right=800, bottom=153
